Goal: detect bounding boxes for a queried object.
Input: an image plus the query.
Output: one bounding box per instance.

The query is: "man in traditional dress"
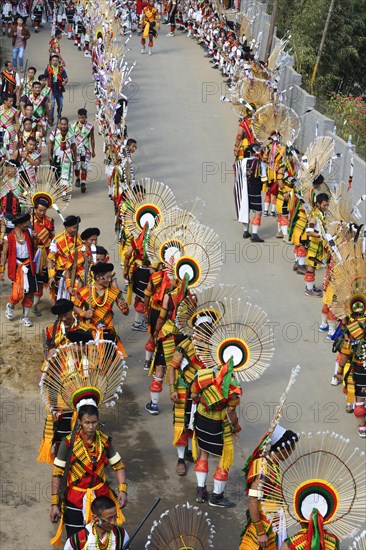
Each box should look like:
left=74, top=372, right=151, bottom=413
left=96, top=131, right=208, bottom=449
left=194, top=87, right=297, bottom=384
left=47, top=215, right=82, bottom=301
left=145, top=276, right=185, bottom=415
left=71, top=108, right=95, bottom=194
left=50, top=403, right=128, bottom=543
left=49, top=29, right=66, bottom=66
left=62, top=227, right=100, bottom=296
left=233, top=107, right=255, bottom=162
left=304, top=192, right=329, bottom=297
left=18, top=136, right=41, bottom=185
left=20, top=80, right=50, bottom=129
left=191, top=358, right=242, bottom=507
left=0, top=212, right=37, bottom=327
left=239, top=426, right=298, bottom=549
left=280, top=512, right=340, bottom=550
left=48, top=117, right=76, bottom=193
left=169, top=331, right=206, bottom=476
left=0, top=94, right=19, bottom=156
left=32, top=197, right=55, bottom=315
left=0, top=61, right=20, bottom=104
left=73, top=262, right=129, bottom=357
left=234, top=144, right=265, bottom=243
left=63, top=496, right=129, bottom=550
left=141, top=0, right=160, bottom=55
left=262, top=133, right=286, bottom=218
left=166, top=0, right=177, bottom=36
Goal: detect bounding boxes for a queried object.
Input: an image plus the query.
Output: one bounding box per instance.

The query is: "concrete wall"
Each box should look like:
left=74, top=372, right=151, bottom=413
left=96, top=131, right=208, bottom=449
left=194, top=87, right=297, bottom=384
left=238, top=0, right=366, bottom=204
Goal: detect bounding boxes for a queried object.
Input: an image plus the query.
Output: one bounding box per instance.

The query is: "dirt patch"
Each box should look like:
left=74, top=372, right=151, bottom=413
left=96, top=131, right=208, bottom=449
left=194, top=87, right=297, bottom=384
left=0, top=296, right=44, bottom=395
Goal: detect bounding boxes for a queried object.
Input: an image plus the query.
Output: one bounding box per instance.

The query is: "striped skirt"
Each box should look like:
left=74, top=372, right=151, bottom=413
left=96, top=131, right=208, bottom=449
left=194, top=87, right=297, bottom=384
left=195, top=412, right=223, bottom=457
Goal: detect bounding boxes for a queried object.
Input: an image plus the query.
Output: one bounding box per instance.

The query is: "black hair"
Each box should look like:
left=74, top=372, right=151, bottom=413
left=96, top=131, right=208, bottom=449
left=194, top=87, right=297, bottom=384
left=126, top=138, right=136, bottom=146
left=270, top=429, right=298, bottom=453
left=3, top=94, right=13, bottom=101
left=55, top=29, right=62, bottom=36
left=316, top=193, right=329, bottom=204
left=78, top=404, right=99, bottom=420
left=22, top=117, right=33, bottom=124
left=91, top=496, right=115, bottom=516
left=38, top=74, right=47, bottom=80
left=96, top=245, right=108, bottom=257
left=32, top=81, right=41, bottom=87
left=78, top=108, right=87, bottom=116
left=26, top=136, right=37, bottom=143
left=59, top=116, right=69, bottom=124
left=28, top=66, right=37, bottom=72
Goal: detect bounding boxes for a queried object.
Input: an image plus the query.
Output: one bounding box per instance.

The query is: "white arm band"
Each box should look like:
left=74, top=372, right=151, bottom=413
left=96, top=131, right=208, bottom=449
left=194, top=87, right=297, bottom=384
left=248, top=489, right=263, bottom=498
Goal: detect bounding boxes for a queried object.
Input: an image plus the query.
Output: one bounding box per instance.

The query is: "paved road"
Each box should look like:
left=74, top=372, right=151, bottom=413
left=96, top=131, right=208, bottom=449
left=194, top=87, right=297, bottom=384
left=0, top=22, right=364, bottom=550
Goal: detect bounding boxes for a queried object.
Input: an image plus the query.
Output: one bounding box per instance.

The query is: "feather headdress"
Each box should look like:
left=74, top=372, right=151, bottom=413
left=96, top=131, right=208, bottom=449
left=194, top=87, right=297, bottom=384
left=193, top=298, right=274, bottom=383
left=145, top=502, right=215, bottom=549
left=176, top=284, right=247, bottom=337
left=40, top=340, right=128, bottom=412
left=260, top=431, right=366, bottom=541
left=252, top=102, right=301, bottom=144
left=122, top=178, right=177, bottom=238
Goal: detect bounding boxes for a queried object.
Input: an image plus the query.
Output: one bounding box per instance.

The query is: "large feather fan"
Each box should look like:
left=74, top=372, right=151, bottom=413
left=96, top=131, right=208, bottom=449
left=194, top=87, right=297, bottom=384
left=252, top=103, right=301, bottom=144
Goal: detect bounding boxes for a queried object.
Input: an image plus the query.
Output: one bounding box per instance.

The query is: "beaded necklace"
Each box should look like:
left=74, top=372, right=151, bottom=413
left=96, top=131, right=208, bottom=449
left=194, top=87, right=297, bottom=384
left=92, top=285, right=109, bottom=307
left=92, top=524, right=113, bottom=550
left=80, top=430, right=103, bottom=464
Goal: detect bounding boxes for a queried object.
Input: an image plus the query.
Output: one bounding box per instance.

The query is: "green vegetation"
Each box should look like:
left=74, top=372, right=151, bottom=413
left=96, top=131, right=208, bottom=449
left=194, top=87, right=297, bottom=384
left=268, top=0, right=366, bottom=157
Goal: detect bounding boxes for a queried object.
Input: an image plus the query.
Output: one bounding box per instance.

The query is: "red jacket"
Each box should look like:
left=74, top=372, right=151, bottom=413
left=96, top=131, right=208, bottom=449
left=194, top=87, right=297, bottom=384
left=7, top=229, right=36, bottom=281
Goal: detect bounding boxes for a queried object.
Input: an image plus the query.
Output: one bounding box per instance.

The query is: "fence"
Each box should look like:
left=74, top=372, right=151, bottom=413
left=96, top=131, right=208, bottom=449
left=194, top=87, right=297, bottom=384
left=238, top=0, right=366, bottom=203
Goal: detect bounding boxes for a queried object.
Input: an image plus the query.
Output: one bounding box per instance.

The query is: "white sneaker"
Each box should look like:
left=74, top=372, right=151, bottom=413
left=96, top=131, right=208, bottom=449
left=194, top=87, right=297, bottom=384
left=330, top=375, right=341, bottom=386
left=318, top=323, right=329, bottom=332
left=5, top=303, right=14, bottom=320
left=167, top=32, right=175, bottom=36
left=20, top=316, right=33, bottom=327
left=326, top=330, right=335, bottom=341
left=141, top=47, right=145, bottom=54
left=148, top=48, right=152, bottom=55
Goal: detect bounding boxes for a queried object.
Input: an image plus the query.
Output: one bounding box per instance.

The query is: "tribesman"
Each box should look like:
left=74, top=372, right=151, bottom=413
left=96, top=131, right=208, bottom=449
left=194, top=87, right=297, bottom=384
left=62, top=227, right=100, bottom=296
left=304, top=192, right=329, bottom=297
left=63, top=496, right=129, bottom=550
left=32, top=197, right=55, bottom=315
left=47, top=215, right=82, bottom=301
left=50, top=402, right=127, bottom=543
left=141, top=0, right=160, bottom=55
left=73, top=262, right=129, bottom=357
left=71, top=108, right=96, bottom=194
left=49, top=29, right=66, bottom=66
left=191, top=359, right=242, bottom=508
left=262, top=132, right=286, bottom=218
left=234, top=144, right=265, bottom=243
left=37, top=305, right=94, bottom=465
left=168, top=332, right=206, bottom=476
left=233, top=106, right=255, bottom=162
left=48, top=117, right=76, bottom=195
left=0, top=212, right=38, bottom=327
left=145, top=275, right=185, bottom=415
left=0, top=95, right=19, bottom=156
left=239, top=425, right=298, bottom=549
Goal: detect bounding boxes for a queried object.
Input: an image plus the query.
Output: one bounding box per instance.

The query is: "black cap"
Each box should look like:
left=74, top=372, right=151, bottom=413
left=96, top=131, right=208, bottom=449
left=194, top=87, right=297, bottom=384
left=34, top=197, right=50, bottom=208
left=66, top=329, right=94, bottom=344
left=50, top=299, right=74, bottom=316
left=6, top=159, right=20, bottom=168
left=313, top=174, right=324, bottom=185
left=91, top=262, right=114, bottom=276
left=13, top=212, right=31, bottom=225
left=63, top=215, right=81, bottom=227
left=80, top=227, right=101, bottom=240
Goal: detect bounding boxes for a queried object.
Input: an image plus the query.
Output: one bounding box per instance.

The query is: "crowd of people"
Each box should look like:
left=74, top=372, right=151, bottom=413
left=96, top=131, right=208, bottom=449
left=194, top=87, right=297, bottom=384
left=0, top=0, right=365, bottom=549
